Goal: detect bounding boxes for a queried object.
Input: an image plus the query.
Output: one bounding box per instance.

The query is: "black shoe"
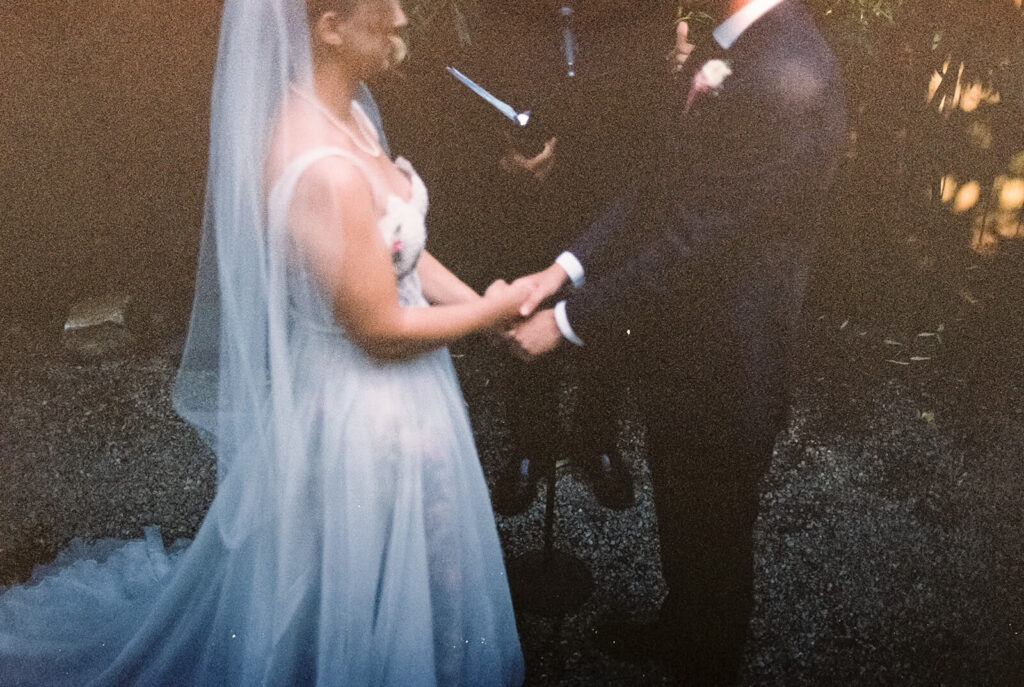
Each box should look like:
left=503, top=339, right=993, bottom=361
left=492, top=457, right=539, bottom=516
left=584, top=453, right=635, bottom=510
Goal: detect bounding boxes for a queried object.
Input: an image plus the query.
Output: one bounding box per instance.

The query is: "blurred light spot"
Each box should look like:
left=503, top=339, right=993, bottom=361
left=996, top=216, right=1020, bottom=238
left=927, top=71, right=943, bottom=102
left=953, top=181, right=980, bottom=213
left=998, top=177, right=1024, bottom=211
left=958, top=83, right=1000, bottom=113
left=960, top=83, right=984, bottom=112
left=940, top=175, right=958, bottom=203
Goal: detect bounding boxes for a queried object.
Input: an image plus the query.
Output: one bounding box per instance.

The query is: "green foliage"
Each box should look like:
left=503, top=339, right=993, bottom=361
left=674, top=6, right=715, bottom=26
left=814, top=0, right=1024, bottom=324
left=809, top=0, right=903, bottom=27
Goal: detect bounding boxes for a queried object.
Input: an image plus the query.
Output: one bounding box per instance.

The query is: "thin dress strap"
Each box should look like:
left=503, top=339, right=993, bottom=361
left=267, top=146, right=384, bottom=236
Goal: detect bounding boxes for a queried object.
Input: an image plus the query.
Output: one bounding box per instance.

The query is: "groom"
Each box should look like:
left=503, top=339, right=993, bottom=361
left=510, top=0, right=846, bottom=682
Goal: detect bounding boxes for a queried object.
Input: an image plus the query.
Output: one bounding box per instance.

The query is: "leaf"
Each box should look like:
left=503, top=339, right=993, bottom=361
left=910, top=356, right=932, bottom=361
left=920, top=411, right=936, bottom=423
left=886, top=359, right=911, bottom=366
left=839, top=320, right=849, bottom=330
left=884, top=338, right=904, bottom=346
left=960, top=289, right=979, bottom=305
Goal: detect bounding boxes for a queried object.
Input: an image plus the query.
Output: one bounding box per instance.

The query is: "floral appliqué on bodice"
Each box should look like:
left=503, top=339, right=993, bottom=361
left=380, top=156, right=428, bottom=307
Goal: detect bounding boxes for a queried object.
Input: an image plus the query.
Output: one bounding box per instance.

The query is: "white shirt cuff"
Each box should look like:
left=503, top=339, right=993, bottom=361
left=555, top=251, right=585, bottom=288
left=554, top=300, right=584, bottom=346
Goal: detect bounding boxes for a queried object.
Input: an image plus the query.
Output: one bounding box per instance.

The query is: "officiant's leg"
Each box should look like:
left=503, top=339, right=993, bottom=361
left=570, top=340, right=634, bottom=509
left=492, top=351, right=563, bottom=515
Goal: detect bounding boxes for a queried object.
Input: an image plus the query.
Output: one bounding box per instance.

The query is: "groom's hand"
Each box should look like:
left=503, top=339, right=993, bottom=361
left=518, top=263, right=569, bottom=318
left=509, top=308, right=562, bottom=360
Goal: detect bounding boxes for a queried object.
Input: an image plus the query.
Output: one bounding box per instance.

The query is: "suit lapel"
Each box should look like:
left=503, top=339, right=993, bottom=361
left=679, top=0, right=798, bottom=119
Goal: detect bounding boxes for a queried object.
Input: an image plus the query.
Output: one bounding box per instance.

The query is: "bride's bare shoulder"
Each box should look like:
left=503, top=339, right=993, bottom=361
left=265, top=95, right=363, bottom=181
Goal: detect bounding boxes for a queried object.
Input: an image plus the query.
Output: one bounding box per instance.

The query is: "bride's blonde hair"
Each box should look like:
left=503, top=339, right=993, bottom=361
left=305, top=0, right=359, bottom=26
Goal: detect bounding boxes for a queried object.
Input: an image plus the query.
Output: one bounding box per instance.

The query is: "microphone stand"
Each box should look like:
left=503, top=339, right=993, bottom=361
left=505, top=2, right=594, bottom=617
left=507, top=456, right=593, bottom=617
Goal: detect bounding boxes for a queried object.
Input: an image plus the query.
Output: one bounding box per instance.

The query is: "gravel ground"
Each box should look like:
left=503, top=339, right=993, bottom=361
left=0, top=299, right=1021, bottom=686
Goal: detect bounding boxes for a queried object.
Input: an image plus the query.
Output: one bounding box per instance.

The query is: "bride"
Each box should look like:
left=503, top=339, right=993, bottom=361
left=0, top=0, right=527, bottom=685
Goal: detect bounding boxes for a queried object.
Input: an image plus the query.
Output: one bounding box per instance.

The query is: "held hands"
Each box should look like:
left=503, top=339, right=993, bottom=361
left=482, top=277, right=537, bottom=328
left=507, top=308, right=562, bottom=360
left=483, top=262, right=572, bottom=360
left=517, top=262, right=569, bottom=318
left=483, top=260, right=567, bottom=321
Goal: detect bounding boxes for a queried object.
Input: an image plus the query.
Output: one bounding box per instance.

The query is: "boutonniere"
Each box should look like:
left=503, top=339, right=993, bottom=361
left=684, top=59, right=733, bottom=113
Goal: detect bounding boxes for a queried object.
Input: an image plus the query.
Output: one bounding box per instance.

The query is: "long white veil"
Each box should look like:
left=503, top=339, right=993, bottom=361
left=170, top=0, right=323, bottom=558
left=173, top=0, right=310, bottom=467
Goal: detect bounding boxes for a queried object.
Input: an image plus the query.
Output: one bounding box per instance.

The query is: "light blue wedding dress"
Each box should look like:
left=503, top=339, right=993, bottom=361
left=0, top=148, right=524, bottom=686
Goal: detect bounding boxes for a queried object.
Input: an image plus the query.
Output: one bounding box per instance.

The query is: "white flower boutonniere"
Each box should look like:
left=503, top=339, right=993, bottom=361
left=698, top=59, right=733, bottom=92
left=684, top=59, right=733, bottom=113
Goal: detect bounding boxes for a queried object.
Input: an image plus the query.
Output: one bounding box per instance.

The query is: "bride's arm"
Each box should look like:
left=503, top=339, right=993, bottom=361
left=289, top=160, right=526, bottom=360
left=417, top=251, right=480, bottom=306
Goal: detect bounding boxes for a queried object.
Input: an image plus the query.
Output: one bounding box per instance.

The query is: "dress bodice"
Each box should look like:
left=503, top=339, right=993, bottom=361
left=381, top=156, right=429, bottom=306
left=267, top=147, right=431, bottom=333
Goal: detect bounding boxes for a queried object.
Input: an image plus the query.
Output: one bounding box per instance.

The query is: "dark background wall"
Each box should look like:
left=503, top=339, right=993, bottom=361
left=1, top=0, right=220, bottom=325
left=0, top=0, right=662, bottom=328
left=4, top=0, right=1018, bottom=334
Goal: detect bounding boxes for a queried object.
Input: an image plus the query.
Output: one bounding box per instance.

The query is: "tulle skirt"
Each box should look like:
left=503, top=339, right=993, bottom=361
left=0, top=328, right=523, bottom=686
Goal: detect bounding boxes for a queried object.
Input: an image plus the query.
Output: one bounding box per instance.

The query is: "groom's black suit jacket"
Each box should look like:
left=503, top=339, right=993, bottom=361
left=564, top=0, right=846, bottom=449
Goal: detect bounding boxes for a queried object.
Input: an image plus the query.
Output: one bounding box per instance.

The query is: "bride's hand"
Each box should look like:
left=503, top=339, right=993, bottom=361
left=517, top=263, right=567, bottom=318
left=483, top=278, right=534, bottom=326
